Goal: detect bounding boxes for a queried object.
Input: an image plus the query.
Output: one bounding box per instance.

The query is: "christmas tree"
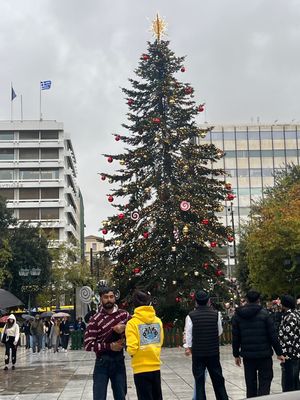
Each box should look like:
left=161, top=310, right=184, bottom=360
left=101, top=16, right=234, bottom=321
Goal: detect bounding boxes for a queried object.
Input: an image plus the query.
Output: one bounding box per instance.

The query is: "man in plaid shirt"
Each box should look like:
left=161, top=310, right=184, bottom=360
left=84, top=287, right=131, bottom=400
left=278, top=294, right=300, bottom=392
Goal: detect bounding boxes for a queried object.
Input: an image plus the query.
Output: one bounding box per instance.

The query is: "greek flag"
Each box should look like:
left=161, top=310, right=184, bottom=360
left=40, top=80, right=52, bottom=90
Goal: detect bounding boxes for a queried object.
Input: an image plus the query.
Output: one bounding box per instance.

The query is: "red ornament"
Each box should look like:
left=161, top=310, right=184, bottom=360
left=175, top=297, right=181, bottom=303
left=133, top=267, right=141, bottom=274
left=107, top=156, right=113, bottom=163
left=102, top=229, right=108, bottom=235
left=152, top=117, right=161, bottom=124
left=143, top=232, right=149, bottom=239
left=227, top=236, right=234, bottom=242
left=185, top=87, right=193, bottom=94
left=198, top=105, right=205, bottom=112
left=141, top=54, right=149, bottom=61
left=210, top=241, right=217, bottom=248
left=225, top=182, right=232, bottom=190
left=101, top=175, right=106, bottom=181
left=201, top=219, right=209, bottom=225
left=127, top=99, right=134, bottom=106
left=227, top=193, right=235, bottom=201
left=108, top=195, right=114, bottom=203
left=203, top=262, right=209, bottom=270
left=190, top=292, right=195, bottom=299
left=115, top=135, right=121, bottom=141
left=118, top=213, right=125, bottom=220
left=215, top=269, right=223, bottom=277
left=181, top=66, right=186, bottom=72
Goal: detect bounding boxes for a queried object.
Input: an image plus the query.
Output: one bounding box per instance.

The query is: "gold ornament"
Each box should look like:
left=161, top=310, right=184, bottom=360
left=183, top=225, right=189, bottom=235
left=199, top=131, right=207, bottom=138
left=183, top=165, right=189, bottom=172
left=108, top=179, right=113, bottom=183
left=169, top=97, right=176, bottom=104
left=145, top=187, right=151, bottom=193
left=102, top=220, right=108, bottom=226
left=119, top=160, right=125, bottom=165
left=171, top=246, right=176, bottom=252
left=115, top=240, right=122, bottom=246
left=151, top=14, right=167, bottom=41
left=217, top=205, right=224, bottom=212
left=194, top=271, right=199, bottom=276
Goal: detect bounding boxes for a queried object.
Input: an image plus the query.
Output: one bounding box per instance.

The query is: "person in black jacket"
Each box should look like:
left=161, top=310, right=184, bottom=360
left=185, top=290, right=228, bottom=400
left=60, top=317, right=70, bottom=352
left=232, top=290, right=285, bottom=398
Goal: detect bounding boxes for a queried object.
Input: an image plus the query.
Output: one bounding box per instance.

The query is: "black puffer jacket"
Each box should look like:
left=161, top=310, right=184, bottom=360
left=232, top=304, right=283, bottom=359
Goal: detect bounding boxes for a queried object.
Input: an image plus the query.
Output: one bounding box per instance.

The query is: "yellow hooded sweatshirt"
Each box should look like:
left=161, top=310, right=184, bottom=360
left=125, top=305, right=164, bottom=374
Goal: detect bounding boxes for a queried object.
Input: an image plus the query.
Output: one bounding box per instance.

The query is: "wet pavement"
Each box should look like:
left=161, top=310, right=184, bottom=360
left=0, top=345, right=283, bottom=399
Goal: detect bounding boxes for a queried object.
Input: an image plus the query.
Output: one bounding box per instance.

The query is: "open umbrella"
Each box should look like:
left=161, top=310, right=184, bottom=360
left=53, top=312, right=70, bottom=318
left=0, top=315, right=9, bottom=323
left=40, top=311, right=54, bottom=318
left=22, top=314, right=34, bottom=321
left=0, top=289, right=23, bottom=309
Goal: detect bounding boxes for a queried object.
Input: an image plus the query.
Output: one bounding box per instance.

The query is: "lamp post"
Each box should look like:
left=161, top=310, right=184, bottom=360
left=18, top=267, right=41, bottom=312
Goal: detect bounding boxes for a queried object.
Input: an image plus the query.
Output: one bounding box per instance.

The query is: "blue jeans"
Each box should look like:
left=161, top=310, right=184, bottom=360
left=93, top=354, right=127, bottom=400
left=32, top=334, right=42, bottom=352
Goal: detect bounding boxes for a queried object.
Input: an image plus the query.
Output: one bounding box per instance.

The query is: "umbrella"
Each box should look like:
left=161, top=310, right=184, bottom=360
left=22, top=314, right=34, bottom=320
left=0, top=289, right=23, bottom=309
left=53, top=312, right=70, bottom=318
left=40, top=311, right=54, bottom=318
left=0, top=315, right=9, bottom=323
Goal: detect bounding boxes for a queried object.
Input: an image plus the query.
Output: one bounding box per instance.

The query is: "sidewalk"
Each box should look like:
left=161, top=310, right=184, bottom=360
left=0, top=345, right=283, bottom=399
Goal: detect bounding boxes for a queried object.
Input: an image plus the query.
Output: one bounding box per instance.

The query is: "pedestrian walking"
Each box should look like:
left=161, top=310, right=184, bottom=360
left=22, top=320, right=31, bottom=349
left=278, top=294, right=300, bottom=392
left=84, top=286, right=131, bottom=400
left=30, top=314, right=44, bottom=353
left=1, top=314, right=20, bottom=370
left=232, top=290, right=285, bottom=398
left=125, top=290, right=164, bottom=400
left=49, top=318, right=60, bottom=353
left=60, top=316, right=70, bottom=352
left=185, top=290, right=228, bottom=400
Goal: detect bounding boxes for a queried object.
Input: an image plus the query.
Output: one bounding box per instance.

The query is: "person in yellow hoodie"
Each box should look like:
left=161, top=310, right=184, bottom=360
left=125, top=290, right=164, bottom=400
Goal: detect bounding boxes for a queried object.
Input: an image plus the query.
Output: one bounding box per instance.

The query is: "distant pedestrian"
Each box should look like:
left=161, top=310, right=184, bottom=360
left=30, top=314, right=44, bottom=353
left=278, top=294, right=300, bottom=392
left=125, top=290, right=164, bottom=400
left=22, top=320, right=31, bottom=349
left=60, top=316, right=70, bottom=352
left=232, top=290, right=285, bottom=398
left=84, top=286, right=131, bottom=400
left=49, top=318, right=60, bottom=353
left=1, top=314, right=20, bottom=370
left=185, top=290, right=228, bottom=400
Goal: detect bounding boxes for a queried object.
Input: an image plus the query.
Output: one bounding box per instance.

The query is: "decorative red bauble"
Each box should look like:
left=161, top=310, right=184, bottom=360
left=175, top=297, right=181, bottom=303
left=210, top=241, right=217, bottom=248
left=141, top=54, right=149, bottom=61
left=215, top=269, right=223, bottom=277
left=181, top=66, right=186, bottom=72
left=107, top=156, right=113, bottom=163
left=133, top=267, right=141, bottom=274
left=108, top=195, right=114, bottom=203
left=127, top=99, right=134, bottom=106
left=227, top=193, right=235, bottom=201
left=101, top=175, right=106, bottom=181
left=152, top=117, right=161, bottom=124
left=190, top=292, right=195, bottom=299
left=118, top=213, right=125, bottom=219
left=115, top=135, right=121, bottom=141
left=102, top=229, right=108, bottom=235
left=227, top=236, right=234, bottom=242
left=225, top=183, right=232, bottom=190
left=202, top=219, right=209, bottom=225
left=198, top=105, right=205, bottom=112
left=203, top=262, right=209, bottom=270
left=185, top=87, right=193, bottom=94
left=143, top=232, right=149, bottom=239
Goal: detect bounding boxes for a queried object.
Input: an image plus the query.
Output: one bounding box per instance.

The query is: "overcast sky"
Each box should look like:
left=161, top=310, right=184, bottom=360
left=1, top=0, right=300, bottom=235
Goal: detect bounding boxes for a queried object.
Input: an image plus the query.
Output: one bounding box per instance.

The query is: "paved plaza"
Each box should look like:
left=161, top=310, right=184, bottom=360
left=0, top=345, right=283, bottom=400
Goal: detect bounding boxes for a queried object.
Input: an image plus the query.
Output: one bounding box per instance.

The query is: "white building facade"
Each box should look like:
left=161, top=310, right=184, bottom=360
left=0, top=120, right=82, bottom=246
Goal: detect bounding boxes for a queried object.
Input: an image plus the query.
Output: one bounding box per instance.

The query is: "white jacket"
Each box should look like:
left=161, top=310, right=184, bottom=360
left=1, top=314, right=20, bottom=345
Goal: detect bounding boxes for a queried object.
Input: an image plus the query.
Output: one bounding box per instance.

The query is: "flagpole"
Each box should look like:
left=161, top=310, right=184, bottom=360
left=10, top=82, right=13, bottom=122
left=21, top=95, right=23, bottom=122
left=39, top=82, right=42, bottom=120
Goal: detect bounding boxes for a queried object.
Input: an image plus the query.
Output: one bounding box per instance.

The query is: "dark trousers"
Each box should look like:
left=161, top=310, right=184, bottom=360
left=5, top=337, right=17, bottom=365
left=192, top=354, right=228, bottom=400
left=25, top=334, right=30, bottom=349
left=32, top=334, right=42, bottom=352
left=61, top=334, right=69, bottom=350
left=93, top=354, right=127, bottom=400
left=281, top=359, right=300, bottom=392
left=243, top=357, right=273, bottom=398
left=134, top=370, right=163, bottom=400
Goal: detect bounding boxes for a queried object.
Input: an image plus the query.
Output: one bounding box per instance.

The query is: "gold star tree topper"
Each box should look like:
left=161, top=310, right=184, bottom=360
left=151, top=14, right=167, bottom=41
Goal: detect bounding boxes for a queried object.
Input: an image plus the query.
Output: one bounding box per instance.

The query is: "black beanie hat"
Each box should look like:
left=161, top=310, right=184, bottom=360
left=281, top=295, right=295, bottom=310
left=196, top=290, right=209, bottom=305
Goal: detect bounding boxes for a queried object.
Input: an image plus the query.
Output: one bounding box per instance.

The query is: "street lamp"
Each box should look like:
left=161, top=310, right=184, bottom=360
left=18, top=268, right=41, bottom=312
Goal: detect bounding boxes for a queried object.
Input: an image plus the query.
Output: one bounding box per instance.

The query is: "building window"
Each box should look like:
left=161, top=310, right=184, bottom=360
left=19, top=131, right=39, bottom=140
left=0, top=188, right=14, bottom=200
left=273, top=150, right=285, bottom=157
left=19, top=169, right=39, bottom=180
left=0, top=169, right=14, bottom=180
left=41, top=187, right=59, bottom=199
left=260, top=131, right=272, bottom=140
left=19, top=208, right=39, bottom=220
left=41, top=208, right=59, bottom=219
left=92, top=243, right=97, bottom=251
left=40, top=168, right=59, bottom=180
left=19, top=148, right=39, bottom=160
left=19, top=188, right=39, bottom=200
left=0, top=149, right=14, bottom=160
left=235, top=131, right=248, bottom=140
left=285, top=131, right=296, bottom=140
left=41, top=131, right=59, bottom=140
left=41, top=228, right=59, bottom=240
left=273, top=131, right=284, bottom=140
left=0, top=132, right=14, bottom=140
left=41, top=148, right=59, bottom=159
left=211, top=132, right=223, bottom=140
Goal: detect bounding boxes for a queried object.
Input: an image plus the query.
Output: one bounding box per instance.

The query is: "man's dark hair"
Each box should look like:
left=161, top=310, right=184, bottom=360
left=132, top=290, right=151, bottom=308
left=246, top=290, right=261, bottom=303
left=99, top=286, right=115, bottom=297
left=281, top=294, right=295, bottom=310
